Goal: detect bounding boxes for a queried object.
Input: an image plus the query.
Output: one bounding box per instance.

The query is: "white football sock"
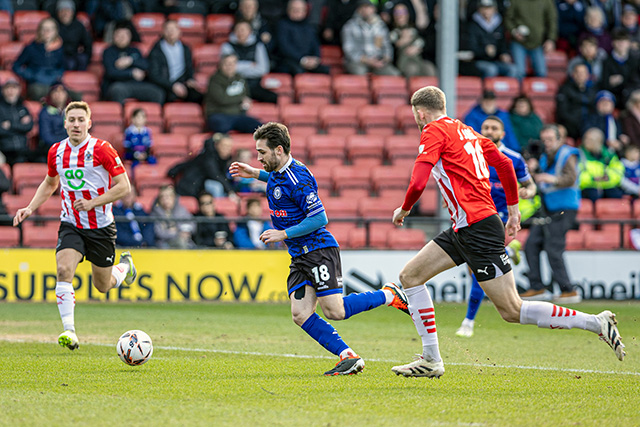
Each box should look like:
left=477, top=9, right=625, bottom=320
left=461, top=318, right=474, bottom=328
left=55, top=281, right=75, bottom=332
left=111, top=263, right=130, bottom=288
left=382, top=289, right=394, bottom=305
left=405, top=285, right=442, bottom=362
left=339, top=348, right=357, bottom=359
left=520, top=301, right=600, bottom=333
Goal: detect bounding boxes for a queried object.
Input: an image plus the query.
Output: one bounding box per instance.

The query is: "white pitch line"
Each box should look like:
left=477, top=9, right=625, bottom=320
left=3, top=338, right=638, bottom=377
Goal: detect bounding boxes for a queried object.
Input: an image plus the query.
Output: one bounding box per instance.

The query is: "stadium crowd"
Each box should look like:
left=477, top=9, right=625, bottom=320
left=1, top=0, right=640, bottom=250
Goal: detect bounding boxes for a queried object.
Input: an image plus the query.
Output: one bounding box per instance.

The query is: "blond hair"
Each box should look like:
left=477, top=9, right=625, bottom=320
left=411, top=86, right=446, bottom=112
left=65, top=101, right=92, bottom=119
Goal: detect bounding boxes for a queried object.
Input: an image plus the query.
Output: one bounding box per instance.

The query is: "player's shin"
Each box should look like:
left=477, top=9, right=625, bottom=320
left=405, top=285, right=442, bottom=362
left=520, top=301, right=600, bottom=332
left=342, top=291, right=386, bottom=319
left=111, top=263, right=129, bottom=288
left=300, top=312, right=350, bottom=356
left=55, top=281, right=75, bottom=332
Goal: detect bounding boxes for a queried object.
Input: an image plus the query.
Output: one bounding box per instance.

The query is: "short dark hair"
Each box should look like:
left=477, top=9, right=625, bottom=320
left=483, top=115, right=504, bottom=129
left=131, top=108, right=146, bottom=119
left=246, top=198, right=261, bottom=209
left=540, top=124, right=561, bottom=140
left=253, top=122, right=291, bottom=154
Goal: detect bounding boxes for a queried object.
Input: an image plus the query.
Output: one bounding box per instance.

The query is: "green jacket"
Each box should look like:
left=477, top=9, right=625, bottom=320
left=579, top=146, right=625, bottom=190
left=204, top=71, right=249, bottom=116
left=505, top=0, right=557, bottom=50
left=509, top=111, right=543, bottom=151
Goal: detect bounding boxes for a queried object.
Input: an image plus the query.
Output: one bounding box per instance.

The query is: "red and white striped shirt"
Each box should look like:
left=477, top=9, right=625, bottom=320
left=47, top=135, right=126, bottom=230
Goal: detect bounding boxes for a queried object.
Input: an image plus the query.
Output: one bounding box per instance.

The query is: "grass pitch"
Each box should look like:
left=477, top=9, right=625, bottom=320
left=1, top=301, right=638, bottom=426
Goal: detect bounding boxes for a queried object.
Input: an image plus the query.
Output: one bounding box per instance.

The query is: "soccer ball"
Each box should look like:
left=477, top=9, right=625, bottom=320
left=116, top=330, right=153, bottom=366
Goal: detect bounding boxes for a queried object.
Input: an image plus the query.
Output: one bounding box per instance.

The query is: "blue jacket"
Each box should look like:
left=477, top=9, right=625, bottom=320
left=275, top=17, right=321, bottom=62
left=113, top=201, right=156, bottom=247
left=39, top=105, right=68, bottom=147
left=234, top=220, right=273, bottom=249
left=463, top=105, right=521, bottom=152
left=12, top=41, right=64, bottom=85
left=539, top=145, right=581, bottom=212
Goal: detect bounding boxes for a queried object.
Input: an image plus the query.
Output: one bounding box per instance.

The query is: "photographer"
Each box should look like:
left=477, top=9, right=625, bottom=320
left=521, top=124, right=582, bottom=304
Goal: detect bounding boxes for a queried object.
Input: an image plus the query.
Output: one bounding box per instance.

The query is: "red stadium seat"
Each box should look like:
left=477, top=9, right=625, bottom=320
left=595, top=198, right=633, bottom=220
left=0, top=11, right=11, bottom=43
left=37, top=196, right=62, bottom=217
left=408, top=76, right=438, bottom=94
left=91, top=102, right=124, bottom=128
left=192, top=43, right=221, bottom=75
left=134, top=164, right=173, bottom=192
left=348, top=225, right=389, bottom=249
left=90, top=41, right=108, bottom=65
left=188, top=132, right=212, bottom=156
left=370, top=166, right=411, bottom=192
left=456, top=98, right=477, bottom=119
left=0, top=43, right=25, bottom=69
left=22, top=223, right=59, bottom=248
left=76, top=12, right=91, bottom=34
left=280, top=104, right=320, bottom=136
left=132, top=13, right=165, bottom=44
left=576, top=198, right=595, bottom=230
left=247, top=102, right=280, bottom=123
left=457, top=76, right=483, bottom=101
left=584, top=229, right=621, bottom=250
left=306, top=135, right=346, bottom=165
left=371, top=75, right=409, bottom=106
left=261, top=73, right=294, bottom=104
left=319, top=105, right=359, bottom=135
left=0, top=226, right=20, bottom=247
left=357, top=197, right=394, bottom=219
left=484, top=77, right=520, bottom=102
left=416, top=187, right=440, bottom=216
left=358, top=105, right=397, bottom=135
left=395, top=104, right=419, bottom=135
left=214, top=197, right=240, bottom=217
left=206, top=14, right=234, bottom=43
left=168, top=13, right=205, bottom=46
left=332, top=74, right=370, bottom=106
left=153, top=133, right=189, bottom=159
left=12, top=163, right=47, bottom=194
left=565, top=230, right=584, bottom=251
left=322, top=197, right=359, bottom=218
left=163, top=102, right=204, bottom=134
left=91, top=124, right=124, bottom=141
left=310, top=165, right=332, bottom=192
left=387, top=228, right=427, bottom=250
left=62, top=71, right=100, bottom=102
left=320, top=45, right=344, bottom=74
left=545, top=50, right=568, bottom=85
left=326, top=221, right=357, bottom=247
left=294, top=74, right=332, bottom=104
left=345, top=135, right=384, bottom=166
left=332, top=166, right=371, bottom=194
left=14, top=10, right=49, bottom=42
left=132, top=41, right=154, bottom=57
left=384, top=135, right=418, bottom=164
left=3, top=194, right=32, bottom=215
left=522, top=77, right=558, bottom=101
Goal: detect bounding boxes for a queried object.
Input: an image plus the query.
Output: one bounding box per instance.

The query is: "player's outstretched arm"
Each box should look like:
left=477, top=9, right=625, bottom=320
left=74, top=173, right=131, bottom=212
left=229, top=162, right=260, bottom=180
left=13, top=175, right=59, bottom=226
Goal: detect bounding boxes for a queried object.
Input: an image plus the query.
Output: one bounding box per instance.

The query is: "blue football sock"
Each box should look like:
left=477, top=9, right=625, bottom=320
left=342, top=290, right=386, bottom=320
left=465, top=274, right=485, bottom=321
left=300, top=313, right=349, bottom=356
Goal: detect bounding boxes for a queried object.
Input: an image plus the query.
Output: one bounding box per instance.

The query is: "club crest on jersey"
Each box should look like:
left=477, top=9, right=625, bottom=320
left=273, top=186, right=282, bottom=199
left=85, top=152, right=93, bottom=162
left=306, top=192, right=318, bottom=205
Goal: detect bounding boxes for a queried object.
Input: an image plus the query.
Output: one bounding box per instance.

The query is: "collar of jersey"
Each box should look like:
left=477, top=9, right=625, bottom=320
left=276, top=155, right=294, bottom=174
left=423, top=115, right=448, bottom=130
left=67, top=134, right=91, bottom=150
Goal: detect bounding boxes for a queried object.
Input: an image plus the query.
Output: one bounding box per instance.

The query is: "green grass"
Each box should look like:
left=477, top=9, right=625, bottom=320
left=1, top=301, right=639, bottom=426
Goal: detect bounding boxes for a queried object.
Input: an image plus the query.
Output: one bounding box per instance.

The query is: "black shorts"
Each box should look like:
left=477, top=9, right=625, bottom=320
left=56, top=221, right=117, bottom=268
left=433, top=214, right=512, bottom=282
left=287, top=247, right=343, bottom=298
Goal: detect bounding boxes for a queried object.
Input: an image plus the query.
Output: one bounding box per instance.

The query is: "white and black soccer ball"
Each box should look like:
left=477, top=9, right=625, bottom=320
left=116, top=330, right=153, bottom=366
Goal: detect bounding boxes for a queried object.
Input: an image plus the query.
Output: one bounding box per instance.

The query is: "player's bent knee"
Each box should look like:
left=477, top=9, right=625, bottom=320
left=323, top=307, right=345, bottom=321
left=496, top=306, right=521, bottom=323
left=56, top=265, right=75, bottom=282
left=291, top=309, right=312, bottom=326
left=399, top=269, right=420, bottom=289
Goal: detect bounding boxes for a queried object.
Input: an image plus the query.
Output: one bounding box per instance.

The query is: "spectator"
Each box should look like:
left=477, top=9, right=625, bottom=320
left=147, top=19, right=203, bottom=104
left=151, top=184, right=195, bottom=249
left=102, top=22, right=164, bottom=104
left=0, top=156, right=9, bottom=225
left=463, top=90, right=520, bottom=152
left=521, top=124, right=581, bottom=303
left=465, top=0, right=508, bottom=21
left=593, top=0, right=622, bottom=30
left=12, top=18, right=65, bottom=101
left=567, top=36, right=606, bottom=84
left=123, top=108, right=156, bottom=167
left=621, top=144, right=640, bottom=197
left=381, top=0, right=433, bottom=31
left=0, top=0, right=12, bottom=18
left=505, top=0, right=557, bottom=78
left=204, top=53, right=262, bottom=134
left=0, top=78, right=33, bottom=166
left=619, top=5, right=640, bottom=50
left=233, top=148, right=266, bottom=193
left=221, top=20, right=278, bottom=104
left=193, top=192, right=234, bottom=248
left=38, top=83, right=69, bottom=161
left=54, top=0, right=93, bottom=71
left=582, top=90, right=627, bottom=153
left=620, top=89, right=640, bottom=148
left=508, top=94, right=543, bottom=152
left=274, top=0, right=329, bottom=75
left=466, top=0, right=518, bottom=79
left=556, top=63, right=597, bottom=140
left=322, top=0, right=359, bottom=45
left=86, top=0, right=140, bottom=42
left=578, top=127, right=625, bottom=202
left=342, top=0, right=401, bottom=76
left=557, top=0, right=586, bottom=52
left=600, top=28, right=640, bottom=110
left=149, top=0, right=208, bottom=14
left=112, top=187, right=155, bottom=247
left=578, top=6, right=612, bottom=53
left=389, top=3, right=436, bottom=77
left=234, top=198, right=274, bottom=249
left=235, top=0, right=272, bottom=46
left=169, top=132, right=238, bottom=199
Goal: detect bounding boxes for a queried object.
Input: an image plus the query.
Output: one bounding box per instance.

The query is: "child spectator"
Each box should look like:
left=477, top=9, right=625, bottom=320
left=567, top=36, right=606, bottom=84
left=123, top=108, right=156, bottom=167
left=509, top=95, right=543, bottom=152
left=234, top=198, right=275, bottom=249
left=38, top=83, right=70, bottom=162
left=621, top=144, right=640, bottom=197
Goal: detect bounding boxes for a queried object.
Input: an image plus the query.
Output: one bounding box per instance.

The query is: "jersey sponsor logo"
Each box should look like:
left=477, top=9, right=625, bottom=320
left=419, top=144, right=425, bottom=154
left=269, top=209, right=288, bottom=217
left=500, top=253, right=510, bottom=265
left=273, top=186, right=282, bottom=199
left=306, top=192, right=318, bottom=205
left=64, top=169, right=85, bottom=190
left=115, top=156, right=123, bottom=168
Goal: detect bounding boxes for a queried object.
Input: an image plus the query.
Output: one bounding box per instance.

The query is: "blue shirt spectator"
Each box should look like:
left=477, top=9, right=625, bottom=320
left=113, top=190, right=155, bottom=247
left=463, top=90, right=520, bottom=152
left=39, top=83, right=69, bottom=149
